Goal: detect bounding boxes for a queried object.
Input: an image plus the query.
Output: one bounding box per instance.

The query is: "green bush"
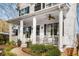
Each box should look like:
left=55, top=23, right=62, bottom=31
left=17, top=39, right=21, bottom=47
left=3, top=46, right=16, bottom=56
left=46, top=46, right=61, bottom=56
left=6, top=41, right=16, bottom=46
left=4, top=51, right=16, bottom=56
left=45, top=45, right=55, bottom=51
left=31, top=44, right=46, bottom=53
left=4, top=47, right=13, bottom=51
left=30, top=44, right=61, bottom=56
left=26, top=40, right=32, bottom=48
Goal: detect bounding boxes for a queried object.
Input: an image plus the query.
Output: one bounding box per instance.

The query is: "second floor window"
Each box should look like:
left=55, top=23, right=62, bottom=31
left=46, top=3, right=51, bottom=7
left=25, top=6, right=29, bottom=14
left=35, top=3, right=41, bottom=11
left=19, top=6, right=30, bottom=16
left=43, top=3, right=45, bottom=9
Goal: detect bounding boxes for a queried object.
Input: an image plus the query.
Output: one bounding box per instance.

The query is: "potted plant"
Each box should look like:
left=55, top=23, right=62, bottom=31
left=17, top=39, right=21, bottom=47
left=26, top=39, right=32, bottom=48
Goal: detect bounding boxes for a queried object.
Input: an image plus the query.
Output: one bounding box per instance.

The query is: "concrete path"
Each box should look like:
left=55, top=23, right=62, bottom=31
left=10, top=47, right=31, bottom=56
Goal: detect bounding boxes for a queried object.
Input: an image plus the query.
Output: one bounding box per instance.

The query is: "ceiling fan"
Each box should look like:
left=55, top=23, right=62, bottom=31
left=48, top=14, right=55, bottom=20
left=48, top=14, right=66, bottom=20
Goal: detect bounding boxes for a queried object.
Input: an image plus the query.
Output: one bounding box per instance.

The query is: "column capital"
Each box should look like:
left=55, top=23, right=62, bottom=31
left=58, top=5, right=64, bottom=11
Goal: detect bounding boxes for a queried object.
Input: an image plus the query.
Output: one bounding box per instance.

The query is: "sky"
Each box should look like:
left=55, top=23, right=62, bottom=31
left=0, top=3, right=18, bottom=20
left=76, top=4, right=79, bottom=33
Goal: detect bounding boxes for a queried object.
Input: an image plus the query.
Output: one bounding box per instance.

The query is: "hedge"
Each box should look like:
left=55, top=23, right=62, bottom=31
left=30, top=44, right=61, bottom=56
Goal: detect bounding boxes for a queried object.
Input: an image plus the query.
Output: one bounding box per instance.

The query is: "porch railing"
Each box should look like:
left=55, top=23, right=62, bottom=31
left=36, top=35, right=40, bottom=44
left=36, top=35, right=59, bottom=45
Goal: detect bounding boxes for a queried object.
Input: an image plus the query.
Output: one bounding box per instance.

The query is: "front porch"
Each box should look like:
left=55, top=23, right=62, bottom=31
left=8, top=4, right=69, bottom=52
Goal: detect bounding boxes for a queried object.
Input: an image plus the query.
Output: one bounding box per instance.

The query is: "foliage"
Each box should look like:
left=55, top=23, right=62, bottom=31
left=45, top=44, right=55, bottom=51
left=46, top=46, right=61, bottom=56
left=2, top=41, right=17, bottom=56
left=26, top=40, right=32, bottom=48
left=6, top=40, right=16, bottom=46
left=4, top=51, right=16, bottom=56
left=0, top=34, right=9, bottom=45
left=30, top=44, right=61, bottom=56
left=4, top=46, right=13, bottom=51
left=17, top=39, right=21, bottom=47
left=31, top=44, right=46, bottom=53
left=3, top=45, right=16, bottom=56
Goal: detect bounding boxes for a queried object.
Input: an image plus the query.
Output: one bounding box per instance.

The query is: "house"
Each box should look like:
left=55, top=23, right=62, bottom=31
left=7, top=3, right=77, bottom=52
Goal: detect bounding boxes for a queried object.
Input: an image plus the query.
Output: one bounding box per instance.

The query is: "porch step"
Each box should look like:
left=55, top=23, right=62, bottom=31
left=21, top=44, right=27, bottom=48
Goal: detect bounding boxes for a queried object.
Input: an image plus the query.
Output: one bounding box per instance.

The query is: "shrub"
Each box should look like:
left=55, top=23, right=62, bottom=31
left=17, top=39, right=21, bottom=47
left=3, top=46, right=16, bottom=56
left=4, top=46, right=13, bottom=51
left=6, top=40, right=16, bottom=46
left=31, top=44, right=46, bottom=53
left=30, top=44, right=61, bottom=56
left=46, top=46, right=61, bottom=56
left=26, top=40, right=32, bottom=48
left=4, top=51, right=16, bottom=56
left=45, top=45, right=55, bottom=51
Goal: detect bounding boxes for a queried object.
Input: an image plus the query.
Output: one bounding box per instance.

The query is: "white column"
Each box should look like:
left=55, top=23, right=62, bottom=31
left=32, top=16, right=36, bottom=44
left=59, top=10, right=63, bottom=52
left=20, top=20, right=23, bottom=42
left=9, top=24, right=13, bottom=42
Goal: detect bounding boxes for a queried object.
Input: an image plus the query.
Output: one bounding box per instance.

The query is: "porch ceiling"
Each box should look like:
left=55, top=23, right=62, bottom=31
left=7, top=3, right=69, bottom=26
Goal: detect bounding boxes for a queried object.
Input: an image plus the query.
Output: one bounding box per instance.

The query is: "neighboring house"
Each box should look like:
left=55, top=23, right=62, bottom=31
left=0, top=19, right=9, bottom=44
left=7, top=3, right=77, bottom=52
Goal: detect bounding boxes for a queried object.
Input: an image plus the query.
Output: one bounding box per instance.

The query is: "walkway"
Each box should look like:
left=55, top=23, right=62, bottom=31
left=10, top=47, right=31, bottom=56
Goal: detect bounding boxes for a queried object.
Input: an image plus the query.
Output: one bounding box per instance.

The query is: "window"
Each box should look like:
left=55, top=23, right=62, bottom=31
left=54, top=23, right=59, bottom=35
left=53, top=3, right=58, bottom=6
left=23, top=27, right=26, bottom=34
left=25, top=6, right=29, bottom=14
left=13, top=29, right=18, bottom=36
left=35, top=3, right=41, bottom=11
left=44, top=23, right=59, bottom=36
left=44, top=24, right=46, bottom=35
left=25, top=26, right=32, bottom=38
left=28, top=26, right=31, bottom=36
left=46, top=3, right=51, bottom=7
left=20, top=9, right=25, bottom=15
left=43, top=3, right=45, bottom=9
left=36, top=25, right=40, bottom=35
left=19, top=6, right=30, bottom=16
